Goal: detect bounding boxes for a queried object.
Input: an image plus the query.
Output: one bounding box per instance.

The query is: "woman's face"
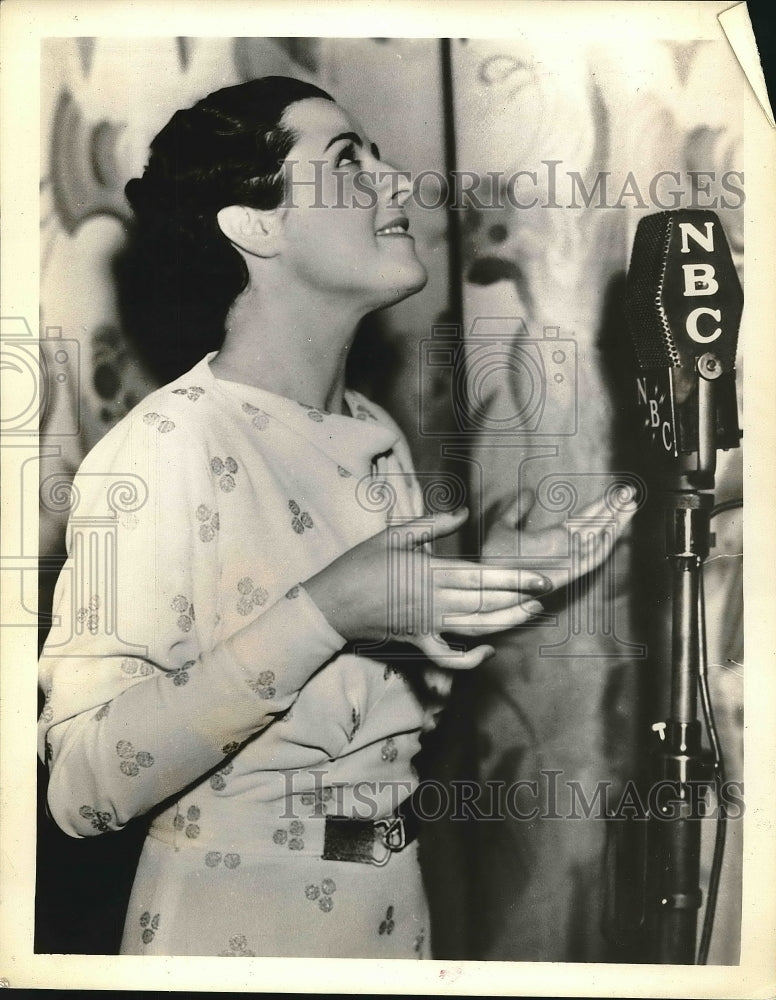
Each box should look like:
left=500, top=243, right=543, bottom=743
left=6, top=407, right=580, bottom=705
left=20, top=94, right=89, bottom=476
left=275, top=98, right=428, bottom=309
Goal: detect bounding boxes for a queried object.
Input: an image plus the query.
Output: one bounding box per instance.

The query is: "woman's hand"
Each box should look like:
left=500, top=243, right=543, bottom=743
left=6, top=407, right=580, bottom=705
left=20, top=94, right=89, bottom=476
left=481, top=487, right=637, bottom=590
left=304, top=507, right=548, bottom=670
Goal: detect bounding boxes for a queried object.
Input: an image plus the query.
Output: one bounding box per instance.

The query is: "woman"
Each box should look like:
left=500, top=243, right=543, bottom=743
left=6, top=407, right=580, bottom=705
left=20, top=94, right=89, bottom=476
left=38, top=76, right=617, bottom=958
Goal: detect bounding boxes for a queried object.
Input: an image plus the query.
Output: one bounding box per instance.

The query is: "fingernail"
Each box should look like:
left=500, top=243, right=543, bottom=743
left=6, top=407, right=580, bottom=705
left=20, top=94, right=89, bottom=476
left=522, top=600, right=544, bottom=616
left=527, top=574, right=553, bottom=593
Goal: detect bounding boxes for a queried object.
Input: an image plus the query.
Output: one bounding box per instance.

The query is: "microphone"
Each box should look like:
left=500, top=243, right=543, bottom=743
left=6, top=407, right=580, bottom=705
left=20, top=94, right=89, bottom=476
left=626, top=209, right=743, bottom=491
left=617, top=209, right=744, bottom=963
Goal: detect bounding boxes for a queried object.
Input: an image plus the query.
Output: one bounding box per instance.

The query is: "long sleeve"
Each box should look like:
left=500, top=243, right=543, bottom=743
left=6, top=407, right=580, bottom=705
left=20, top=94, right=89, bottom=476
left=38, top=402, right=345, bottom=838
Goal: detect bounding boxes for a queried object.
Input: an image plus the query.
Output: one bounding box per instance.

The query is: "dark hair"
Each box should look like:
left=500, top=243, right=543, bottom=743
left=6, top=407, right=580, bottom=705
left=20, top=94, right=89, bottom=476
left=115, top=76, right=334, bottom=383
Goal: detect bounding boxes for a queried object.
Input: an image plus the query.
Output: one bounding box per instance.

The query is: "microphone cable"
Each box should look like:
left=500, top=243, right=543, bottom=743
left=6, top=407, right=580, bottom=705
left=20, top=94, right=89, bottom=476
left=696, top=496, right=742, bottom=965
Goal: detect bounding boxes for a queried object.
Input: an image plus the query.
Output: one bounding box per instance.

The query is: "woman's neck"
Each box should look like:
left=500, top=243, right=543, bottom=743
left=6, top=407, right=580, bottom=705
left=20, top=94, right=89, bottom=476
left=209, top=279, right=365, bottom=414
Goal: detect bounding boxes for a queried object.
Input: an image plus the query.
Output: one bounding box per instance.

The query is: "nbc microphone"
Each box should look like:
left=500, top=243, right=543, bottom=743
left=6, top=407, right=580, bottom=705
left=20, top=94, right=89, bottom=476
left=626, top=209, right=743, bottom=491
left=621, top=210, right=743, bottom=964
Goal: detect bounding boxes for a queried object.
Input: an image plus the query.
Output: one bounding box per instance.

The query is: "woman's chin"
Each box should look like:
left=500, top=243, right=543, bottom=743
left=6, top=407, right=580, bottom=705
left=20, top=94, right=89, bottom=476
left=379, top=261, right=429, bottom=306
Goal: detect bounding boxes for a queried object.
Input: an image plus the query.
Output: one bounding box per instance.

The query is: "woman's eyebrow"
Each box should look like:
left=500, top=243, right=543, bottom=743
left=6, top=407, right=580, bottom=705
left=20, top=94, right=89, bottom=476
left=324, top=130, right=363, bottom=152
left=324, top=132, right=381, bottom=160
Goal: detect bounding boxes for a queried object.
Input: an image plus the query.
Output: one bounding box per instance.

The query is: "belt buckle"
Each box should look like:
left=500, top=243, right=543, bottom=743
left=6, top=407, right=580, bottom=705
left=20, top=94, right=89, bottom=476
left=370, top=815, right=406, bottom=866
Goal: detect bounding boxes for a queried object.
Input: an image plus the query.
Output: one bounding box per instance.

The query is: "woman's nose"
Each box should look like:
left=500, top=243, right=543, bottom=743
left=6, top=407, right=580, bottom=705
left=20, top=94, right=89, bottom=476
left=393, top=182, right=411, bottom=209
left=375, top=160, right=412, bottom=208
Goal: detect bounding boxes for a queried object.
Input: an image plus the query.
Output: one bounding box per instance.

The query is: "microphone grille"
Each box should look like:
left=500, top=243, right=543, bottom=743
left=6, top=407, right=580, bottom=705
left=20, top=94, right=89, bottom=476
left=626, top=212, right=681, bottom=369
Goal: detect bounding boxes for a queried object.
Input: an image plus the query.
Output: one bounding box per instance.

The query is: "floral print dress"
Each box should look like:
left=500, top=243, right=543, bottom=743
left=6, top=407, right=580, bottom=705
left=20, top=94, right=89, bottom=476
left=38, top=352, right=448, bottom=958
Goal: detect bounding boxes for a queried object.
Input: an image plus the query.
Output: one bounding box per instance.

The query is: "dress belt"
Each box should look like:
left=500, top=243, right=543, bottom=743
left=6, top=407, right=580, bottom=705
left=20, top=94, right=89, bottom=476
left=323, top=788, right=422, bottom=866
left=148, top=789, right=423, bottom=866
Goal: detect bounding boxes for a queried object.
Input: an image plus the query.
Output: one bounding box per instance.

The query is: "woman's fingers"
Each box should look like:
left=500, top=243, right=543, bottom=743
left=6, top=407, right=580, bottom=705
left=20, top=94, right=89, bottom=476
left=440, top=599, right=544, bottom=634
left=389, top=507, right=469, bottom=549
left=430, top=561, right=552, bottom=594
left=439, top=587, right=543, bottom=614
left=415, top=633, right=496, bottom=670
left=387, top=584, right=542, bottom=645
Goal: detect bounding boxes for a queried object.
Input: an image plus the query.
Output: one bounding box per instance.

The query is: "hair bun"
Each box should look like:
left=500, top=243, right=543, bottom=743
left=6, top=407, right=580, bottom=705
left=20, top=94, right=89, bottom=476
left=123, top=175, right=143, bottom=207
left=124, top=172, right=178, bottom=218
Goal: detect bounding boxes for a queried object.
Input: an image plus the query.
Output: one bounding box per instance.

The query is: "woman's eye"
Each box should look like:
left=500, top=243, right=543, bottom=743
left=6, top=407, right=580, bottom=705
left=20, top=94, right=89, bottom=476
left=336, top=145, right=361, bottom=168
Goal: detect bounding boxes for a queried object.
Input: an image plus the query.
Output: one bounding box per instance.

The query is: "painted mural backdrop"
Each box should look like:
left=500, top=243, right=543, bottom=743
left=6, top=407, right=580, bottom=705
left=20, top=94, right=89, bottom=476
left=38, top=35, right=743, bottom=961
left=449, top=36, right=743, bottom=963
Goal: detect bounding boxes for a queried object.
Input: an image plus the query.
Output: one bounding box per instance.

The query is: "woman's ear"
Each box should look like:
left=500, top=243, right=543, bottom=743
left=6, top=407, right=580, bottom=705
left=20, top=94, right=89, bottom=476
left=216, top=204, right=281, bottom=258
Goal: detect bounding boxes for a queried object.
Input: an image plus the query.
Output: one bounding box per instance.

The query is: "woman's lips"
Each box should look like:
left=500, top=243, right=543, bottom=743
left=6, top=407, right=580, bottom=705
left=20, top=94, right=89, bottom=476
left=375, top=217, right=410, bottom=236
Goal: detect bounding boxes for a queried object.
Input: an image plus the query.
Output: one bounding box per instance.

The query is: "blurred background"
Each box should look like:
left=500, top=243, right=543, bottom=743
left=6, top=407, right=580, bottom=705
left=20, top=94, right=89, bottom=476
left=36, top=34, right=744, bottom=962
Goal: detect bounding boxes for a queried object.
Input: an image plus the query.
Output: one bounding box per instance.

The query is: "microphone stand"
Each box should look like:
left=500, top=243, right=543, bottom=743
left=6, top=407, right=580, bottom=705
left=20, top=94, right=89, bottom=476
left=644, top=354, right=721, bottom=964
left=608, top=208, right=743, bottom=963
